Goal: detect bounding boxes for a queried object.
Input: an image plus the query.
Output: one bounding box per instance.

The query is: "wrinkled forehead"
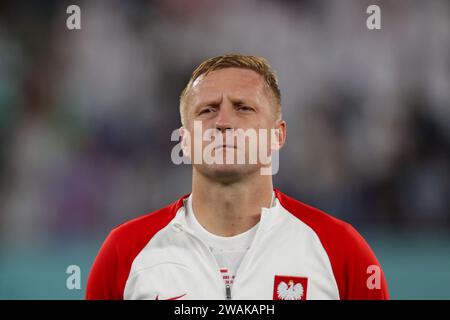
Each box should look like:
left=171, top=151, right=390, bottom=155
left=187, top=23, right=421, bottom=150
left=190, top=68, right=268, bottom=101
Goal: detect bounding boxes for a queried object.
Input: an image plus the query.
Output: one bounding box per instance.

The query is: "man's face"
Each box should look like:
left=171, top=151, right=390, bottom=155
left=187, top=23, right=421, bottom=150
left=181, top=67, right=286, bottom=183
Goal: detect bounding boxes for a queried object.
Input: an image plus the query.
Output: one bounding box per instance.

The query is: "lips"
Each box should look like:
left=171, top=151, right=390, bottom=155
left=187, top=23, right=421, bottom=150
left=214, top=144, right=237, bottom=150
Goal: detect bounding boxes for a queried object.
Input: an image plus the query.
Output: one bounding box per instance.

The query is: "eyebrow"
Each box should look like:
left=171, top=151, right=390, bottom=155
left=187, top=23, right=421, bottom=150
left=193, top=97, right=222, bottom=111
left=195, top=96, right=259, bottom=109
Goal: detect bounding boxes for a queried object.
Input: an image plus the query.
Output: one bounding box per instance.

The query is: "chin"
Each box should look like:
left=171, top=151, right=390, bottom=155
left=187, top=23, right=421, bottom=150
left=195, top=164, right=260, bottom=185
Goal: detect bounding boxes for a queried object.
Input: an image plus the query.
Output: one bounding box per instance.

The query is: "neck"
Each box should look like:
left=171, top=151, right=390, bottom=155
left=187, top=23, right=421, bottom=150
left=191, top=168, right=274, bottom=237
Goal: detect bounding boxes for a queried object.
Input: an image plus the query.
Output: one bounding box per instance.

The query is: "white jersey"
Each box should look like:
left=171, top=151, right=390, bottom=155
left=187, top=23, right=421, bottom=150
left=185, top=194, right=261, bottom=290
left=86, top=189, right=389, bottom=300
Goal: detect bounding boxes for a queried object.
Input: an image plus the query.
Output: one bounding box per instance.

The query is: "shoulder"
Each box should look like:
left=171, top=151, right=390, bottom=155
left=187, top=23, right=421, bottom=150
left=86, top=194, right=189, bottom=300
left=108, top=195, right=187, bottom=247
left=275, top=189, right=361, bottom=245
left=275, top=189, right=389, bottom=300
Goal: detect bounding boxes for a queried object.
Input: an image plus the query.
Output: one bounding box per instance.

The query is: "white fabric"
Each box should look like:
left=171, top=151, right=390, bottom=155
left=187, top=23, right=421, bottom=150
left=185, top=194, right=263, bottom=287
left=124, top=193, right=340, bottom=300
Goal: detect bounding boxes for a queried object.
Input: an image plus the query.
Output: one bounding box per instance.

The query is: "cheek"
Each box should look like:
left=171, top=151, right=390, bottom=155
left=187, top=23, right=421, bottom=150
left=257, top=122, right=279, bottom=149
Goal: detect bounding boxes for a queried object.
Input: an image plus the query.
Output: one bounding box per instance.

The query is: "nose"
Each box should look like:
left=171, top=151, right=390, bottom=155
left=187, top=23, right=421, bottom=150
left=215, top=104, right=233, bottom=133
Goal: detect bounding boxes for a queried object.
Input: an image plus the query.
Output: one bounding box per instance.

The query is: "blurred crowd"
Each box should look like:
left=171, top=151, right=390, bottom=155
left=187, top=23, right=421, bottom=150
left=0, top=0, right=449, bottom=247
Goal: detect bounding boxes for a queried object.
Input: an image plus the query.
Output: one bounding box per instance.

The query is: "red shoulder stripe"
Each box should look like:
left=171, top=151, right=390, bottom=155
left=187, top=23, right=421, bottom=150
left=275, top=189, right=389, bottom=300
left=86, top=194, right=189, bottom=300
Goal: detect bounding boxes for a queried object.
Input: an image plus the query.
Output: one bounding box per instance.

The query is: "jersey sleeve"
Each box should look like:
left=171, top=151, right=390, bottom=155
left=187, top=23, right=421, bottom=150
left=332, top=223, right=390, bottom=300
left=275, top=189, right=390, bottom=300
left=85, top=197, right=185, bottom=300
left=86, top=229, right=126, bottom=300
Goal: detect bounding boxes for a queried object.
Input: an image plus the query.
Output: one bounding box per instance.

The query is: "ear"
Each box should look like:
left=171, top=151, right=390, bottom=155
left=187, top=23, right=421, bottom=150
left=180, top=126, right=192, bottom=159
left=272, top=119, right=286, bottom=150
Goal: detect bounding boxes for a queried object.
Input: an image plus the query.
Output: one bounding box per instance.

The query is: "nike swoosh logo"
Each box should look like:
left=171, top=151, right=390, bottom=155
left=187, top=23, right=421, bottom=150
left=155, top=293, right=187, bottom=300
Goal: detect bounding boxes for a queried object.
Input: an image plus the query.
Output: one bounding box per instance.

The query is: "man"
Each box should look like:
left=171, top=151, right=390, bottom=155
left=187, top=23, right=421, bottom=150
left=86, top=54, right=389, bottom=300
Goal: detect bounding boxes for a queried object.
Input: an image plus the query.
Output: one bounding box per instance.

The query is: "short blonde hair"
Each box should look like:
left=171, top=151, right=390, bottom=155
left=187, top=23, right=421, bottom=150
left=179, top=54, right=282, bottom=126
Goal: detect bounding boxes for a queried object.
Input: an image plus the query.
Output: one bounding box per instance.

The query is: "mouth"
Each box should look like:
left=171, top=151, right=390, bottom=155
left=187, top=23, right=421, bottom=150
left=214, top=144, right=237, bottom=150
left=214, top=144, right=237, bottom=149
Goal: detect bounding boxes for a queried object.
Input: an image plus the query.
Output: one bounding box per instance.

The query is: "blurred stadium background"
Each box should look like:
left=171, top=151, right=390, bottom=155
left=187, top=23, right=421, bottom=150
left=0, top=0, right=449, bottom=299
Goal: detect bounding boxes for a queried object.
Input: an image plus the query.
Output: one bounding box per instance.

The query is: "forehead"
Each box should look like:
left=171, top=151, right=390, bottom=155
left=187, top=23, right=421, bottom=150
left=190, top=68, right=267, bottom=101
